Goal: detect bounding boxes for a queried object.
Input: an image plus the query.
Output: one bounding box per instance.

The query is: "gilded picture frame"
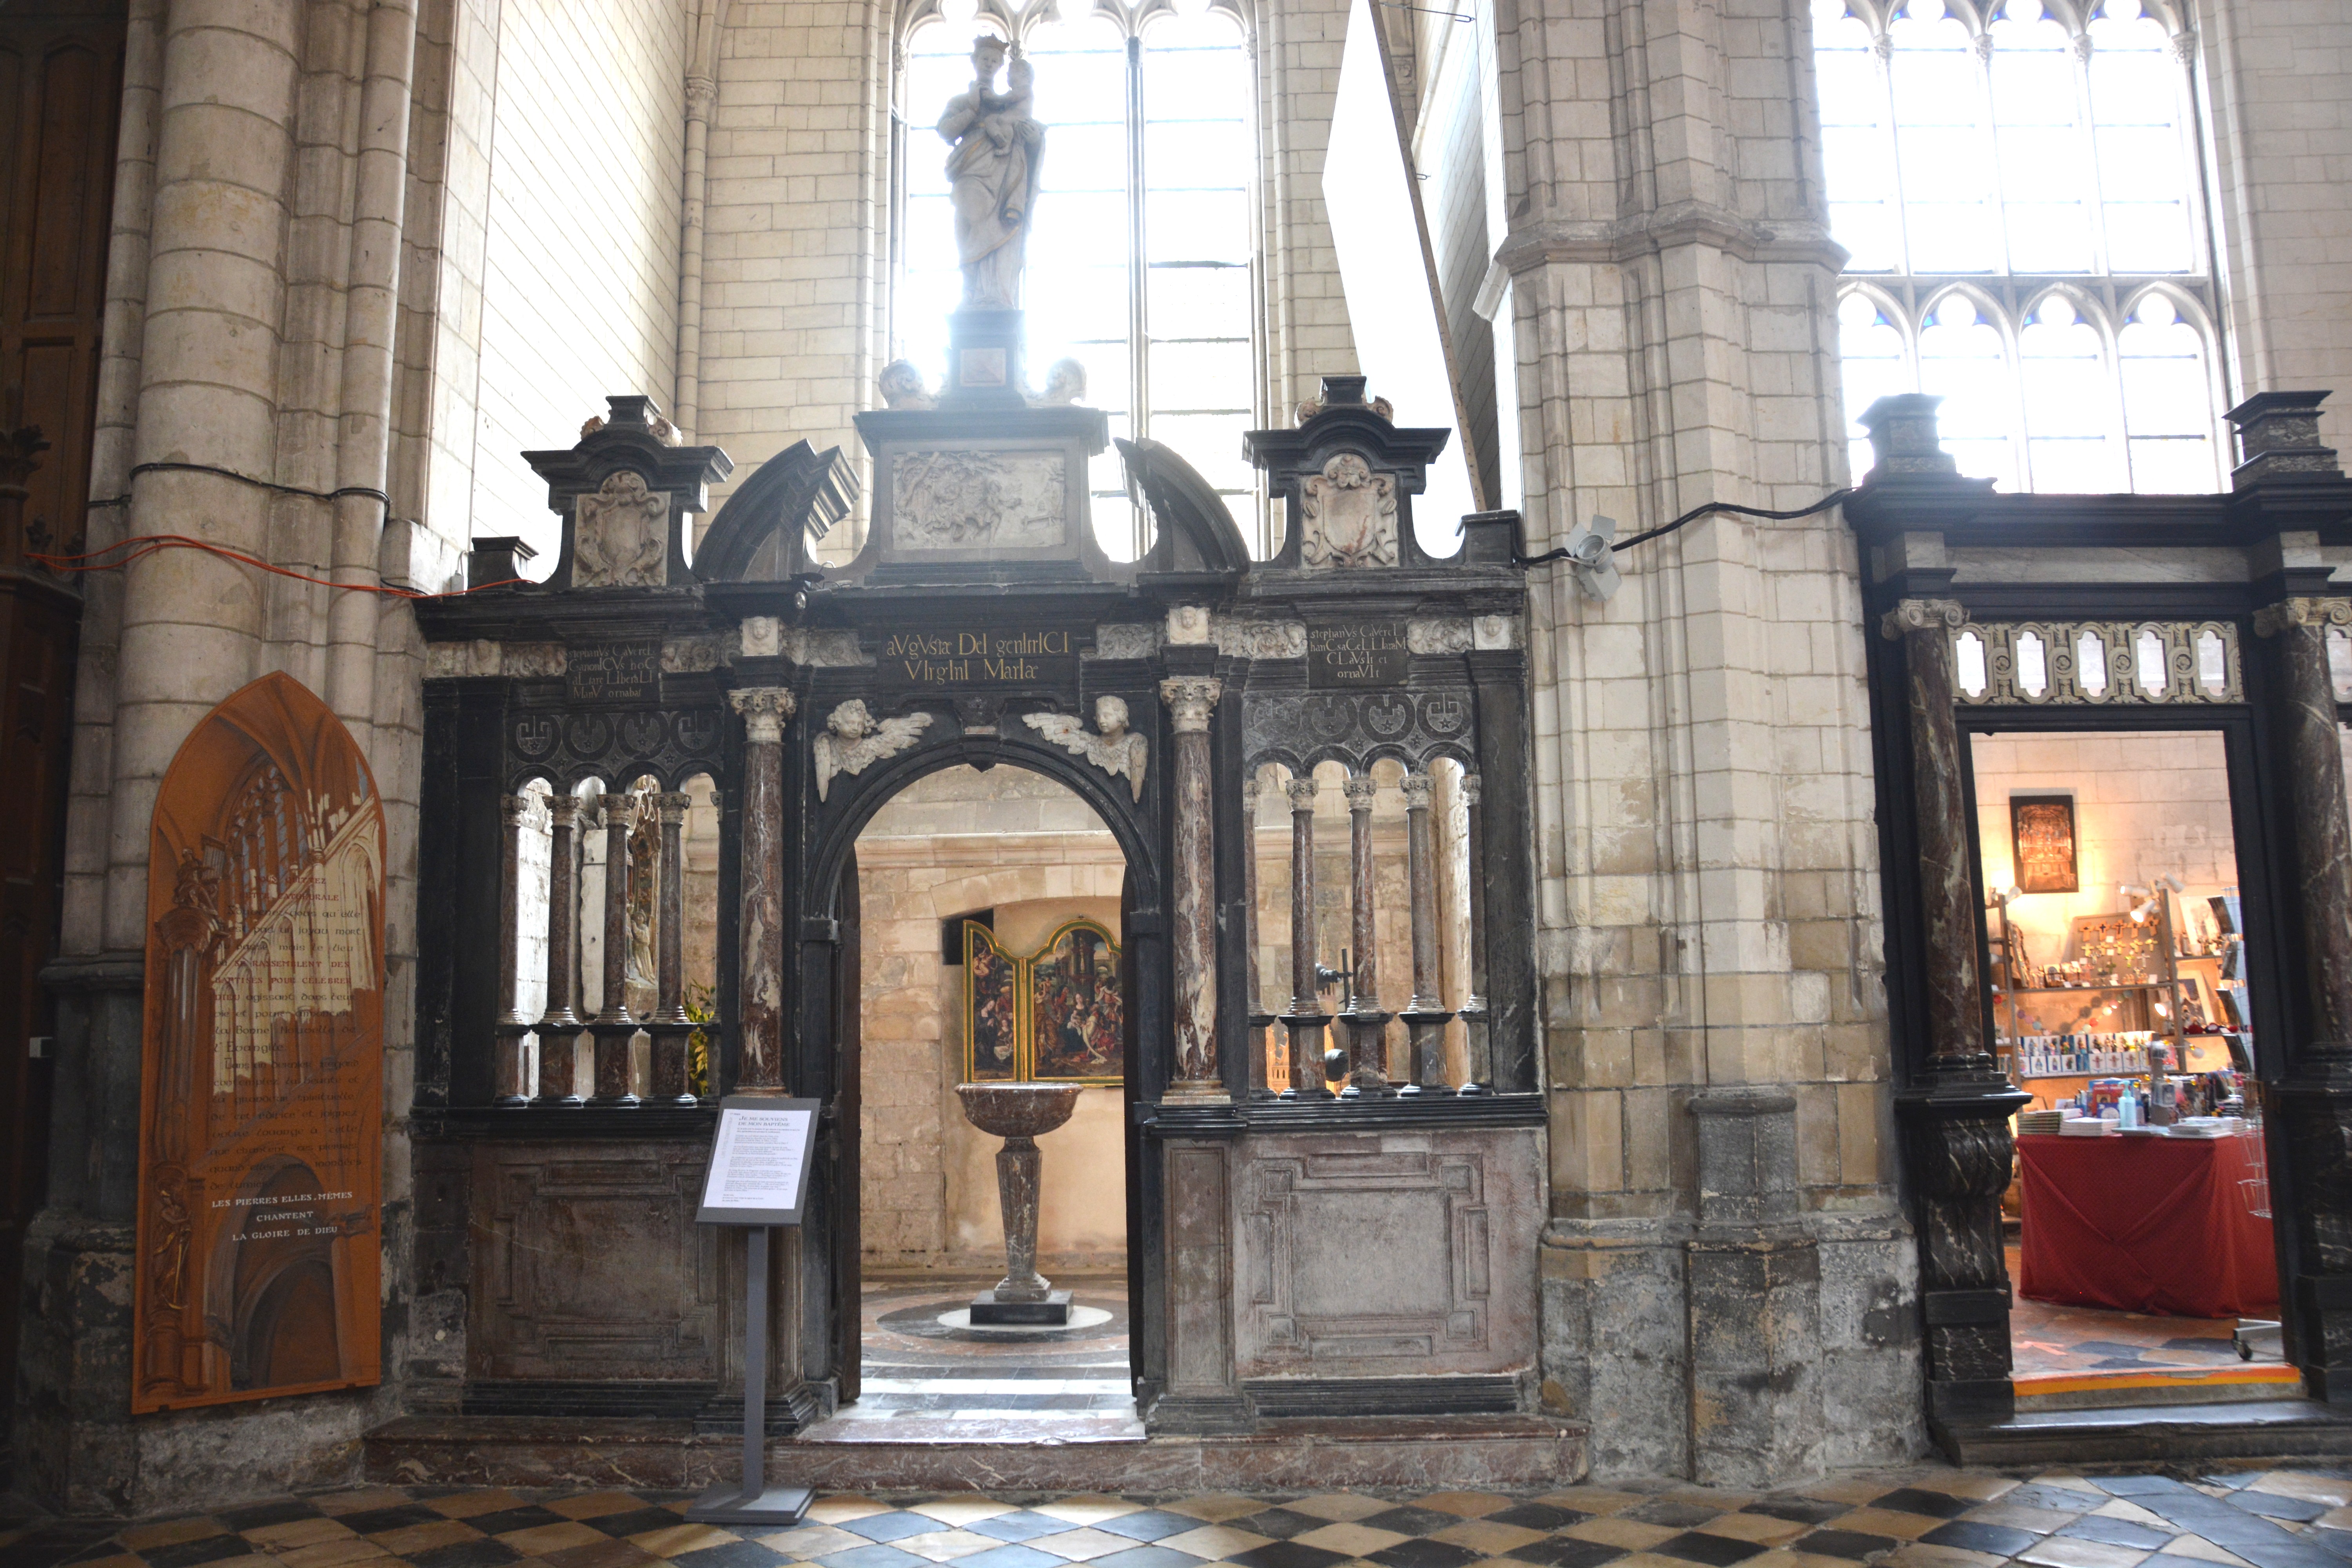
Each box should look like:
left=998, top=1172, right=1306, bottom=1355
left=959, top=916, right=1124, bottom=1085
left=963, top=922, right=1020, bottom=1081
left=2011, top=793, right=2080, bottom=894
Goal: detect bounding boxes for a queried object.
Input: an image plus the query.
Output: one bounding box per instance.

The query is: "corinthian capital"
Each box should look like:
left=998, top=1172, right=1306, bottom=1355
left=1879, top=599, right=1968, bottom=641
left=2254, top=597, right=2352, bottom=637
left=729, top=686, right=797, bottom=744
left=1160, top=676, right=1222, bottom=733
left=685, top=75, right=719, bottom=120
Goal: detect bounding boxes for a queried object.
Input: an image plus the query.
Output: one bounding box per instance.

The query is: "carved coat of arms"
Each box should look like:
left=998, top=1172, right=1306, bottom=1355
left=1299, top=452, right=1398, bottom=568
left=572, top=470, right=670, bottom=586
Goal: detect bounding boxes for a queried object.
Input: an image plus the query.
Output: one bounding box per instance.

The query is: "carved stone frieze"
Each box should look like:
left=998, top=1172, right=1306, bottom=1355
left=780, top=628, right=869, bottom=667
left=1244, top=687, right=1476, bottom=771
left=506, top=706, right=726, bottom=790
left=1472, top=613, right=1523, bottom=651
left=1407, top=618, right=1473, bottom=655
left=893, top=449, right=1065, bottom=550
left=573, top=471, right=671, bottom=587
left=1212, top=617, right=1307, bottom=660
left=1089, top=623, right=1161, bottom=661
left=813, top=700, right=933, bottom=801
left=661, top=635, right=724, bottom=673
left=1300, top=452, right=1399, bottom=569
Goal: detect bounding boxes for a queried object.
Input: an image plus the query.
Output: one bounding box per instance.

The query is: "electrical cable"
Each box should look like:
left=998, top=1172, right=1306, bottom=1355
left=84, top=459, right=391, bottom=511
left=29, top=534, right=520, bottom=599
left=1514, top=486, right=1856, bottom=567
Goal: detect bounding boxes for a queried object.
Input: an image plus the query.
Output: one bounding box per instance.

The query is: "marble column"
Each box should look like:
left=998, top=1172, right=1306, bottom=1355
left=586, top=797, right=640, bottom=1108
left=534, top=794, right=584, bottom=1107
left=2255, top=598, right=2352, bottom=1065
left=1342, top=775, right=1391, bottom=1095
left=647, top=791, right=698, bottom=1104
left=1280, top=775, right=1326, bottom=1096
left=1242, top=772, right=1269, bottom=1094
left=1881, top=599, right=1986, bottom=1074
left=1459, top=774, right=1491, bottom=1092
left=1399, top=771, right=1454, bottom=1094
left=494, top=794, right=533, bottom=1106
left=1162, top=677, right=1225, bottom=1101
left=731, top=688, right=796, bottom=1094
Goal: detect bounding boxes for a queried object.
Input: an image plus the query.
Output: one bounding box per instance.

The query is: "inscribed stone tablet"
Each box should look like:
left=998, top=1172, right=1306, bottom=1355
left=132, top=671, right=385, bottom=1412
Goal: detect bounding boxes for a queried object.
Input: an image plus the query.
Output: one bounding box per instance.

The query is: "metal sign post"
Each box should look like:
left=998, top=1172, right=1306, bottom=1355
left=686, top=1096, right=821, bottom=1526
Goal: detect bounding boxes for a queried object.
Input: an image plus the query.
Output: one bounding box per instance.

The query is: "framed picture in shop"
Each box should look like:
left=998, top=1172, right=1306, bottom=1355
left=2011, top=793, right=2080, bottom=894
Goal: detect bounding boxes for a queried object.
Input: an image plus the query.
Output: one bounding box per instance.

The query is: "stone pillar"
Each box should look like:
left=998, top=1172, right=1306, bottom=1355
left=1280, top=774, right=1325, bottom=1096
left=1340, top=776, right=1391, bottom=1095
left=587, top=797, right=639, bottom=1108
left=534, top=795, right=584, bottom=1107
left=1162, top=677, right=1225, bottom=1101
left=1881, top=598, right=1988, bottom=1076
left=1399, top=771, right=1454, bottom=1094
left=494, top=795, right=533, bottom=1106
left=647, top=791, right=698, bottom=1105
left=1459, top=774, right=1490, bottom=1091
left=730, top=688, right=795, bottom=1093
left=1242, top=772, right=1269, bottom=1094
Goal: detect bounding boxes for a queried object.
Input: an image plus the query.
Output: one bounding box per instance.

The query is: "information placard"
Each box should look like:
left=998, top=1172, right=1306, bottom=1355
left=696, top=1096, right=821, bottom=1225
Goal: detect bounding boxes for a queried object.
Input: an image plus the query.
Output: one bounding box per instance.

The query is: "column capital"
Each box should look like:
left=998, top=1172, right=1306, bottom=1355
left=547, top=793, right=584, bottom=826
left=1401, top=772, right=1434, bottom=809
left=1879, top=598, right=1968, bottom=640
left=500, top=793, right=535, bottom=825
left=685, top=74, right=719, bottom=120
left=730, top=685, right=797, bottom=743
left=1160, top=676, right=1222, bottom=733
left=2254, top=596, right=2352, bottom=637
left=1462, top=773, right=1482, bottom=808
left=1285, top=776, right=1320, bottom=809
left=1342, top=775, right=1378, bottom=807
left=653, top=790, right=692, bottom=823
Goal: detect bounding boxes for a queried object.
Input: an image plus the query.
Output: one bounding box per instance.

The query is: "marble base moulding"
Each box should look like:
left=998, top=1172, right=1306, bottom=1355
left=359, top=1412, right=1588, bottom=1492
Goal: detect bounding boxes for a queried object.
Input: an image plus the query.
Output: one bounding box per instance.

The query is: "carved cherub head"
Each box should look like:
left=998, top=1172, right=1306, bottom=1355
left=1040, top=358, right=1086, bottom=405
left=878, top=359, right=934, bottom=410
left=829, top=699, right=875, bottom=740
left=1094, top=695, right=1129, bottom=737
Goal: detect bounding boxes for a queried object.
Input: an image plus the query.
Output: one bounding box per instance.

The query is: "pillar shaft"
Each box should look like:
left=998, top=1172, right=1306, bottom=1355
left=535, top=795, right=583, bottom=1107
left=1883, top=599, right=1985, bottom=1073
left=1342, top=776, right=1388, bottom=1094
left=495, top=795, right=531, bottom=1106
left=1400, top=772, right=1453, bottom=1091
left=1281, top=775, right=1325, bottom=1095
left=2257, top=599, right=2352, bottom=1060
left=588, top=796, right=639, bottom=1107
left=649, top=791, right=695, bottom=1103
left=731, top=688, right=795, bottom=1093
left=1162, top=677, right=1225, bottom=1100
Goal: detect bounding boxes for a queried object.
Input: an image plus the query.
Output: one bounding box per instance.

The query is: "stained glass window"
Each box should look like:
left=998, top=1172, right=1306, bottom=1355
left=1814, top=0, right=2222, bottom=493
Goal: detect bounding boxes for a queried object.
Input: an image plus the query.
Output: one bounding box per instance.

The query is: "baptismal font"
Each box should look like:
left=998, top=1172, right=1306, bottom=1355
left=954, top=1082, right=1084, bottom=1323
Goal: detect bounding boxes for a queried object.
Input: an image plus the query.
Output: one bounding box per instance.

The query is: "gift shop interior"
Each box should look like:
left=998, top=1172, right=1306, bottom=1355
left=1969, top=729, right=2290, bottom=1409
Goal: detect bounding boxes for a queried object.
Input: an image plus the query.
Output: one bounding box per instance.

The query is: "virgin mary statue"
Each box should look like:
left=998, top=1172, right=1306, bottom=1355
left=938, top=35, right=1044, bottom=310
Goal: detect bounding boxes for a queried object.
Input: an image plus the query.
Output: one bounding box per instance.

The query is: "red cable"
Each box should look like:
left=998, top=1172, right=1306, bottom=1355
left=29, top=534, right=525, bottom=598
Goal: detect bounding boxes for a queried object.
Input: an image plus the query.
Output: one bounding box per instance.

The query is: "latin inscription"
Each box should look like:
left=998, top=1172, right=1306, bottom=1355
left=1308, top=622, right=1409, bottom=688
left=568, top=639, right=660, bottom=703
left=879, top=627, right=1082, bottom=686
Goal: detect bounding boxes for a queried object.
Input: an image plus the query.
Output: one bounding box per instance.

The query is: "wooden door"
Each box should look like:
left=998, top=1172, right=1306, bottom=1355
left=832, top=850, right=862, bottom=1404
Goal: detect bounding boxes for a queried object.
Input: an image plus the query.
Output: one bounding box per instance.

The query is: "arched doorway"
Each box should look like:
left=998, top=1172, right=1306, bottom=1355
left=826, top=762, right=1138, bottom=1432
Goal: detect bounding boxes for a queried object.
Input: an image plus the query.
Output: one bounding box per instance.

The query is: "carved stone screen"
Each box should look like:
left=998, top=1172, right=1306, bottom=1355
left=132, top=671, right=386, bottom=1412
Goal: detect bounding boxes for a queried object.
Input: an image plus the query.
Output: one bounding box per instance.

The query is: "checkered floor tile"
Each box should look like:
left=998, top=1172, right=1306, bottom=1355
left=13, top=1468, right=2352, bottom=1568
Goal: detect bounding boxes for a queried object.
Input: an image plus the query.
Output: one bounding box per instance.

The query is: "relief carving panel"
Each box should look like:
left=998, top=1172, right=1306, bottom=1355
left=470, top=1144, right=720, bottom=1382
left=893, top=450, right=1066, bottom=551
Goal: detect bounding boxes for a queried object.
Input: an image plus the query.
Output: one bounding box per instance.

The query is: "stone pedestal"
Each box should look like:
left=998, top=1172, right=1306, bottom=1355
left=955, top=1083, right=1084, bottom=1325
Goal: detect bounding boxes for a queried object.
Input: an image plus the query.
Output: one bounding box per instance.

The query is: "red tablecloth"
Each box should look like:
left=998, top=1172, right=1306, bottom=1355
left=2018, top=1132, right=2280, bottom=1318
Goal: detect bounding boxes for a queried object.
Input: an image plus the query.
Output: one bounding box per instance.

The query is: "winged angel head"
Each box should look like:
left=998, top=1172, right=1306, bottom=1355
left=814, top=700, right=933, bottom=801
left=1023, top=695, right=1149, bottom=801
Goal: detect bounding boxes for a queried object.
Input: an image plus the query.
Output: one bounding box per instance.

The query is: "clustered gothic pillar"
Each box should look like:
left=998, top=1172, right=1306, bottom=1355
left=1162, top=677, right=1225, bottom=1100
left=535, top=795, right=584, bottom=1107
left=588, top=797, right=640, bottom=1107
left=495, top=794, right=534, bottom=1106
left=1342, top=775, right=1389, bottom=1095
left=731, top=688, right=795, bottom=1093
left=648, top=791, right=698, bottom=1104
left=1281, top=775, right=1325, bottom=1096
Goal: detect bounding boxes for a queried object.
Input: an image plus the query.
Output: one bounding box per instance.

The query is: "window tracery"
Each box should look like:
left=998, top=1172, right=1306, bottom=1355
left=1815, top=0, right=2223, bottom=493
left=896, top=0, right=1261, bottom=558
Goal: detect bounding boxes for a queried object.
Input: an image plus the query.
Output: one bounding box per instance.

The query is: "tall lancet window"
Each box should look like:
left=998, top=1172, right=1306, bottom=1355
left=1813, top=0, right=2224, bottom=494
left=897, top=0, right=1261, bottom=559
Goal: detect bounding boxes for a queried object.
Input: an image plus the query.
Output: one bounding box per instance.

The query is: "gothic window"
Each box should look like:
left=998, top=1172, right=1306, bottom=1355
left=1815, top=0, right=2222, bottom=493
left=897, top=0, right=1260, bottom=558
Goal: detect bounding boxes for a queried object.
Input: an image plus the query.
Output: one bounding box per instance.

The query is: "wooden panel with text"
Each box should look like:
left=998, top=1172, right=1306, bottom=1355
left=133, top=673, right=385, bottom=1411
